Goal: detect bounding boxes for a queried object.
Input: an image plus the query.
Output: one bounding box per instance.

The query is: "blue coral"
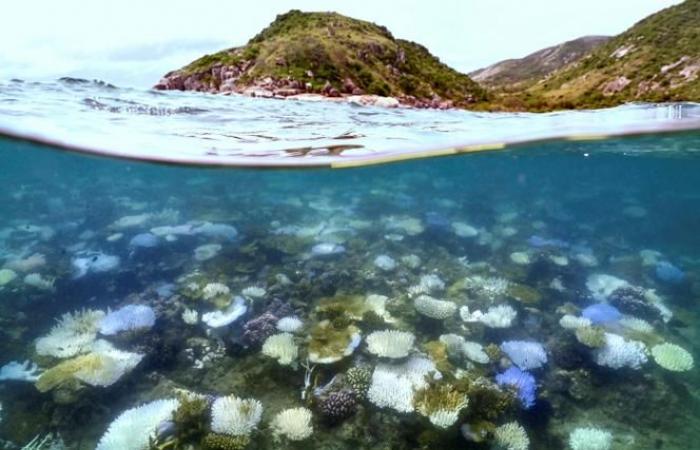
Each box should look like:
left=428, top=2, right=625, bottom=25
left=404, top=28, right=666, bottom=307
left=500, top=340, right=547, bottom=370
left=655, top=261, right=685, bottom=284
left=495, top=366, right=536, bottom=409
left=99, top=304, right=156, bottom=335
left=581, top=303, right=621, bottom=324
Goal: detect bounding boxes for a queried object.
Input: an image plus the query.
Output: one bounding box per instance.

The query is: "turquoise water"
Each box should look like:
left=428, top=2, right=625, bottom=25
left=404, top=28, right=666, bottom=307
left=1, top=82, right=700, bottom=450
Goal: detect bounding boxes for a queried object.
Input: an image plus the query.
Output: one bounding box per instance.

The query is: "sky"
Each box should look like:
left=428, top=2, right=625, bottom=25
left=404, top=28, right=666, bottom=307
left=0, top=0, right=683, bottom=88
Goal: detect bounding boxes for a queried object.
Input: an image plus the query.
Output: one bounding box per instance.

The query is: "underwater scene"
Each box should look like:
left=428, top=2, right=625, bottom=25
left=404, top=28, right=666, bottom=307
left=1, top=118, right=700, bottom=449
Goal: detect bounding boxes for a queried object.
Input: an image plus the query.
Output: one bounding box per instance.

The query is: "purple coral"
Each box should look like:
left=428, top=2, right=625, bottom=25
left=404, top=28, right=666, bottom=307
left=242, top=312, right=277, bottom=348
left=496, top=366, right=536, bottom=409
left=500, top=340, right=547, bottom=370
left=319, top=390, right=357, bottom=422
left=581, top=303, right=621, bottom=325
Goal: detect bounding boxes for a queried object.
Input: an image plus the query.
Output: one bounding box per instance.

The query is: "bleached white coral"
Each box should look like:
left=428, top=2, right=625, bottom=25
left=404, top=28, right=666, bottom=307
left=568, top=427, right=612, bottom=450
left=463, top=275, right=509, bottom=300
left=36, top=309, right=105, bottom=358
left=594, top=333, right=648, bottom=370
left=210, top=395, right=263, bottom=436
left=364, top=294, right=397, bottom=324
left=367, top=355, right=441, bottom=413
left=480, top=305, right=517, bottom=328
left=509, top=252, right=531, bottom=265
left=276, top=316, right=303, bottom=333
left=559, top=315, right=592, bottom=330
left=414, top=295, right=457, bottom=320
left=194, top=244, right=222, bottom=261
left=23, top=273, right=54, bottom=290
left=407, top=274, right=445, bottom=296
left=650, top=343, right=694, bottom=372
left=460, top=305, right=516, bottom=328
left=74, top=340, right=144, bottom=387
left=95, top=399, right=179, bottom=450
left=99, top=304, right=156, bottom=335
left=242, top=286, right=266, bottom=299
left=262, top=333, right=298, bottom=366
left=494, top=421, right=529, bottom=450
left=619, top=316, right=653, bottom=333
left=202, top=282, right=230, bottom=300
left=366, top=330, right=415, bottom=359
left=374, top=255, right=397, bottom=271
left=0, top=268, right=17, bottom=286
left=181, top=308, right=199, bottom=325
left=0, top=360, right=41, bottom=382
left=426, top=408, right=462, bottom=429
left=452, top=222, right=479, bottom=238
left=202, top=296, right=247, bottom=328
left=462, top=341, right=490, bottom=364
left=439, top=334, right=489, bottom=364
left=586, top=274, right=628, bottom=302
left=271, top=407, right=313, bottom=441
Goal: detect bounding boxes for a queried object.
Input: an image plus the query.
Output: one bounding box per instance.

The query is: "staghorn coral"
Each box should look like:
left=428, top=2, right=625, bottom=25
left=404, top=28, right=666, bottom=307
left=35, top=309, right=105, bottom=358
left=493, top=421, right=529, bottom=450
left=367, top=355, right=441, bottom=413
left=261, top=333, right=298, bottom=366
left=95, top=399, right=180, bottom=450
left=594, top=333, right=648, bottom=369
left=414, top=383, right=469, bottom=429
left=271, top=407, right=313, bottom=441
left=210, top=395, right=263, bottom=436
left=366, top=330, right=415, bottom=359
left=568, top=427, right=612, bottom=450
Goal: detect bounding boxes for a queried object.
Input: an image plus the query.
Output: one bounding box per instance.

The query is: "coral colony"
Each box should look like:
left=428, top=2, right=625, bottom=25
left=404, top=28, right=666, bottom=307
left=0, top=156, right=697, bottom=450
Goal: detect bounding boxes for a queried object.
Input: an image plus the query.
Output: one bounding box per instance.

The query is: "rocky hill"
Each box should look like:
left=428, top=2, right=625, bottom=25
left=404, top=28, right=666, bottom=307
left=469, top=36, right=610, bottom=89
left=155, top=10, right=487, bottom=108
left=525, top=0, right=700, bottom=109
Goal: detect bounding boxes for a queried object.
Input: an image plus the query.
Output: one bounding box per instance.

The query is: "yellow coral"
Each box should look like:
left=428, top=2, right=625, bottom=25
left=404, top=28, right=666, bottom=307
left=36, top=353, right=104, bottom=392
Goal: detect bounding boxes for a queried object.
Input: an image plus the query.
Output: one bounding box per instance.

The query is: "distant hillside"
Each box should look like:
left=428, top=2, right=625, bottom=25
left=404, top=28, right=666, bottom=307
left=155, top=10, right=487, bottom=108
left=527, top=0, right=700, bottom=109
left=470, top=36, right=610, bottom=89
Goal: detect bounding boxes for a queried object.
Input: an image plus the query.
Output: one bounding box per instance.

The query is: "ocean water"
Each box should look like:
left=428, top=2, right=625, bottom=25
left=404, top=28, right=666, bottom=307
left=0, top=80, right=699, bottom=450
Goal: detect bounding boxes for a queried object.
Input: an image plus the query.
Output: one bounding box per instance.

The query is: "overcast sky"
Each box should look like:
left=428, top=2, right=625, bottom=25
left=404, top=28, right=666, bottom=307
left=0, top=0, right=683, bottom=88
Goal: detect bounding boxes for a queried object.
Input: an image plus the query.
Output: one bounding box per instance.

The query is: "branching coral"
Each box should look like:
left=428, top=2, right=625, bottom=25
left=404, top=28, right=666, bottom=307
left=414, top=383, right=469, bottom=429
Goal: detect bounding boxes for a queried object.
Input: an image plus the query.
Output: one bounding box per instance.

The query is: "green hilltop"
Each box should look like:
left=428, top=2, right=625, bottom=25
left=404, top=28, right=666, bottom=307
left=520, top=0, right=700, bottom=110
left=156, top=10, right=487, bottom=108
left=156, top=3, right=700, bottom=111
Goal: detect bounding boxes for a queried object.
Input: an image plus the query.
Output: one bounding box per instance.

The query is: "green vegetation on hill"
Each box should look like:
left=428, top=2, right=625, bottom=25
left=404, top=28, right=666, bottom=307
left=157, top=3, right=700, bottom=112
left=166, top=10, right=487, bottom=106
left=521, top=0, right=700, bottom=110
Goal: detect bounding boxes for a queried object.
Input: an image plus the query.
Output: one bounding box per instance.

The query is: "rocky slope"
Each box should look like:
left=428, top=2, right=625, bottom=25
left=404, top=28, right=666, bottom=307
left=469, top=36, right=610, bottom=89
left=526, top=0, right=700, bottom=109
left=155, top=10, right=487, bottom=108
